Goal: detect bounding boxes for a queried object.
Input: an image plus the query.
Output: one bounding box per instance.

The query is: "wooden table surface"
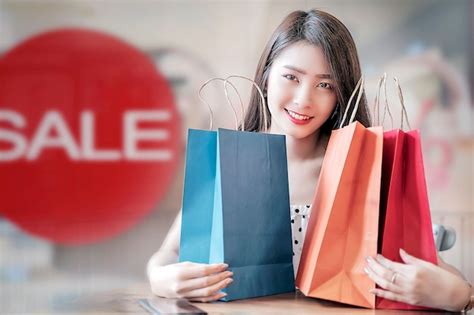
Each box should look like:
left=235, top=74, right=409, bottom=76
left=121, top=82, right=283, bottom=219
left=51, top=284, right=454, bottom=314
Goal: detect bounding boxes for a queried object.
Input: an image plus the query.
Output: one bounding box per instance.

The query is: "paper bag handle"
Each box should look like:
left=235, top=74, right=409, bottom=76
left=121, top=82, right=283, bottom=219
left=339, top=76, right=365, bottom=128
left=373, top=72, right=394, bottom=128
left=198, top=77, right=243, bottom=131
left=393, top=77, right=411, bottom=130
left=372, top=74, right=411, bottom=130
left=224, top=75, right=268, bottom=132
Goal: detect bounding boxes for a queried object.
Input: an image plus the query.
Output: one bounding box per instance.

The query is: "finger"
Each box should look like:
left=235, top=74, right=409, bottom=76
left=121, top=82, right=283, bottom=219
left=179, top=270, right=233, bottom=292
left=369, top=288, right=411, bottom=305
left=178, top=262, right=228, bottom=280
left=364, top=264, right=403, bottom=293
left=375, top=254, right=410, bottom=274
left=189, top=292, right=227, bottom=303
left=366, top=256, right=400, bottom=285
left=399, top=249, right=431, bottom=267
left=183, top=277, right=233, bottom=298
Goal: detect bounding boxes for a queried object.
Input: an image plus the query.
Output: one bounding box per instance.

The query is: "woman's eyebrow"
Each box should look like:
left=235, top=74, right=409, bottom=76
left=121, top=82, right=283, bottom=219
left=283, top=65, right=332, bottom=79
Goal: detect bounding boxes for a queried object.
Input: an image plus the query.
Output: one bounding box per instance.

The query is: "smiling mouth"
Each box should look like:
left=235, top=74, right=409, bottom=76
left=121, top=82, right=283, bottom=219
left=285, top=109, right=314, bottom=121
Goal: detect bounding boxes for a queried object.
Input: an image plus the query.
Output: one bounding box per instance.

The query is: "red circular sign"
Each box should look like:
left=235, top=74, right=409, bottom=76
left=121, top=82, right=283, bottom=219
left=0, top=29, right=180, bottom=245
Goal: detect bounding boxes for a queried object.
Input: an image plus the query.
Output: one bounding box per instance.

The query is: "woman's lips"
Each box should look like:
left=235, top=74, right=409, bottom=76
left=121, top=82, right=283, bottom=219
left=285, top=109, right=313, bottom=125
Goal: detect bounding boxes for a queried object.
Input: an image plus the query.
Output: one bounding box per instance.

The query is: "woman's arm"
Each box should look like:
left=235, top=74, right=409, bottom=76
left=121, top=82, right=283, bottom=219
left=365, top=248, right=471, bottom=312
left=146, top=211, right=181, bottom=277
left=437, top=254, right=466, bottom=279
left=147, top=211, right=233, bottom=302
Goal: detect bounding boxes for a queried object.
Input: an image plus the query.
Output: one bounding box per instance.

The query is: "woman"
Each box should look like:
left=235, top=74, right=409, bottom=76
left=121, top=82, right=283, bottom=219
left=147, top=9, right=472, bottom=311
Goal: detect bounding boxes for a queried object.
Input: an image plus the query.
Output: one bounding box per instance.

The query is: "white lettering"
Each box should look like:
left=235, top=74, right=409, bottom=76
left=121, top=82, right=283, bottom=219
left=0, top=110, right=27, bottom=161
left=81, top=111, right=121, bottom=161
left=0, top=109, right=174, bottom=162
left=124, top=110, right=172, bottom=161
left=26, top=111, right=81, bottom=160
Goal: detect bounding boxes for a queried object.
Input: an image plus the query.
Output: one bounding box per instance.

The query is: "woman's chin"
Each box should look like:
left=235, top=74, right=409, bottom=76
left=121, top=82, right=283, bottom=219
left=282, top=127, right=319, bottom=140
left=270, top=118, right=320, bottom=139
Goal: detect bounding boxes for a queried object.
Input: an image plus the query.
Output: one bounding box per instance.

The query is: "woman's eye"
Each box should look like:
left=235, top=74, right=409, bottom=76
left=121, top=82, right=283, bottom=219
left=283, top=74, right=298, bottom=82
left=318, top=82, right=333, bottom=89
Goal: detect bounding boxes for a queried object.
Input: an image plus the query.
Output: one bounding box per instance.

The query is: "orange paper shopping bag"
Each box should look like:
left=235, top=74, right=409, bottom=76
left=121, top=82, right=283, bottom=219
left=376, top=78, right=438, bottom=310
left=296, top=77, right=383, bottom=308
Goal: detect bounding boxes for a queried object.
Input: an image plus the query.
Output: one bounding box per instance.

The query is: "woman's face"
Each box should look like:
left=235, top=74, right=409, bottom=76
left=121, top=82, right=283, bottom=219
left=266, top=41, right=337, bottom=139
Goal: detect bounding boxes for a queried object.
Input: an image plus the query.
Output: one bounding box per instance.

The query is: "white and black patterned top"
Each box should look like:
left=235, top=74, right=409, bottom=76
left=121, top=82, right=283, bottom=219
left=290, top=204, right=312, bottom=276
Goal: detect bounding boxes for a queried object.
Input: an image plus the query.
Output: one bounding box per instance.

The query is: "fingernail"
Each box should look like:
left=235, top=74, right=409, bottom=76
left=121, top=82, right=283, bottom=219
left=369, top=289, right=375, bottom=294
left=227, top=271, right=234, bottom=276
left=222, top=263, right=229, bottom=268
left=399, top=248, right=406, bottom=255
left=364, top=267, right=369, bottom=274
left=366, top=256, right=372, bottom=263
left=227, top=278, right=234, bottom=283
left=221, top=292, right=227, bottom=297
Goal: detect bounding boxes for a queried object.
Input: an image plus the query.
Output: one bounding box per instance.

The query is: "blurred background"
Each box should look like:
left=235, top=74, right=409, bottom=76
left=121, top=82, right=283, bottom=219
left=0, top=0, right=472, bottom=313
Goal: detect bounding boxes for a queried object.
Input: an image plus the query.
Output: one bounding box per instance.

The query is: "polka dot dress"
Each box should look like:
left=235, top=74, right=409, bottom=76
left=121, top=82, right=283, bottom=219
left=290, top=204, right=312, bottom=276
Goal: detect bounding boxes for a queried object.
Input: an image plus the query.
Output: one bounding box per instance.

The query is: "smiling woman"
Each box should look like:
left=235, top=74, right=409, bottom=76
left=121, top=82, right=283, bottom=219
left=147, top=8, right=372, bottom=303
left=147, top=9, right=471, bottom=311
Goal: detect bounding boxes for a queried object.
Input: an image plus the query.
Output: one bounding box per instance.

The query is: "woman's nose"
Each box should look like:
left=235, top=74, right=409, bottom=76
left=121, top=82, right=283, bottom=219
left=293, top=84, right=312, bottom=108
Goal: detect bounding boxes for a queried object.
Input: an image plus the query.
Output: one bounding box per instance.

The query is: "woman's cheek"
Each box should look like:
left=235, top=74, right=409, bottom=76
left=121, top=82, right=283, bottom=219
left=268, top=91, right=288, bottom=111
left=320, top=93, right=337, bottom=114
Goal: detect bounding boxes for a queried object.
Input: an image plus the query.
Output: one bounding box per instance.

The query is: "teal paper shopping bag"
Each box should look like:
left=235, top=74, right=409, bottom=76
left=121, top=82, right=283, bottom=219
left=180, top=76, right=295, bottom=301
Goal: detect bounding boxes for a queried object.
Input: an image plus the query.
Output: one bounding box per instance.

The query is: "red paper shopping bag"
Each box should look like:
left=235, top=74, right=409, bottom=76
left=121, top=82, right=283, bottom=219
left=376, top=78, right=438, bottom=310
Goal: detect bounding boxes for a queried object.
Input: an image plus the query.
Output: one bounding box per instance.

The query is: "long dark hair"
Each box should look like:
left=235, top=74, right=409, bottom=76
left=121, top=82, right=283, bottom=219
left=244, top=9, right=371, bottom=135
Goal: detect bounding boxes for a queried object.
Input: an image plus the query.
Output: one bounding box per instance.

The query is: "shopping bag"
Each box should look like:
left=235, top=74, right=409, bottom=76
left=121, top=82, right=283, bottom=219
left=296, top=77, right=383, bottom=308
left=376, top=77, right=438, bottom=310
left=180, top=76, right=295, bottom=301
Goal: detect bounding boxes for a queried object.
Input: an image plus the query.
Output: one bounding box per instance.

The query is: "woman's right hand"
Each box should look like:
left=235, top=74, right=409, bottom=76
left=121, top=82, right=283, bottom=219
left=148, top=261, right=233, bottom=302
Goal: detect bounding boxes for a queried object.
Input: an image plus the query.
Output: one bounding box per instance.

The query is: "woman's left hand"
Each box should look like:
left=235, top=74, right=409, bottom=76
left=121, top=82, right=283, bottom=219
left=364, top=248, right=471, bottom=312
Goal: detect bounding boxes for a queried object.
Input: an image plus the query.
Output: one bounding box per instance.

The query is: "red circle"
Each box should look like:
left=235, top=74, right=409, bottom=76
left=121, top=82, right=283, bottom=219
left=0, top=28, right=180, bottom=245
